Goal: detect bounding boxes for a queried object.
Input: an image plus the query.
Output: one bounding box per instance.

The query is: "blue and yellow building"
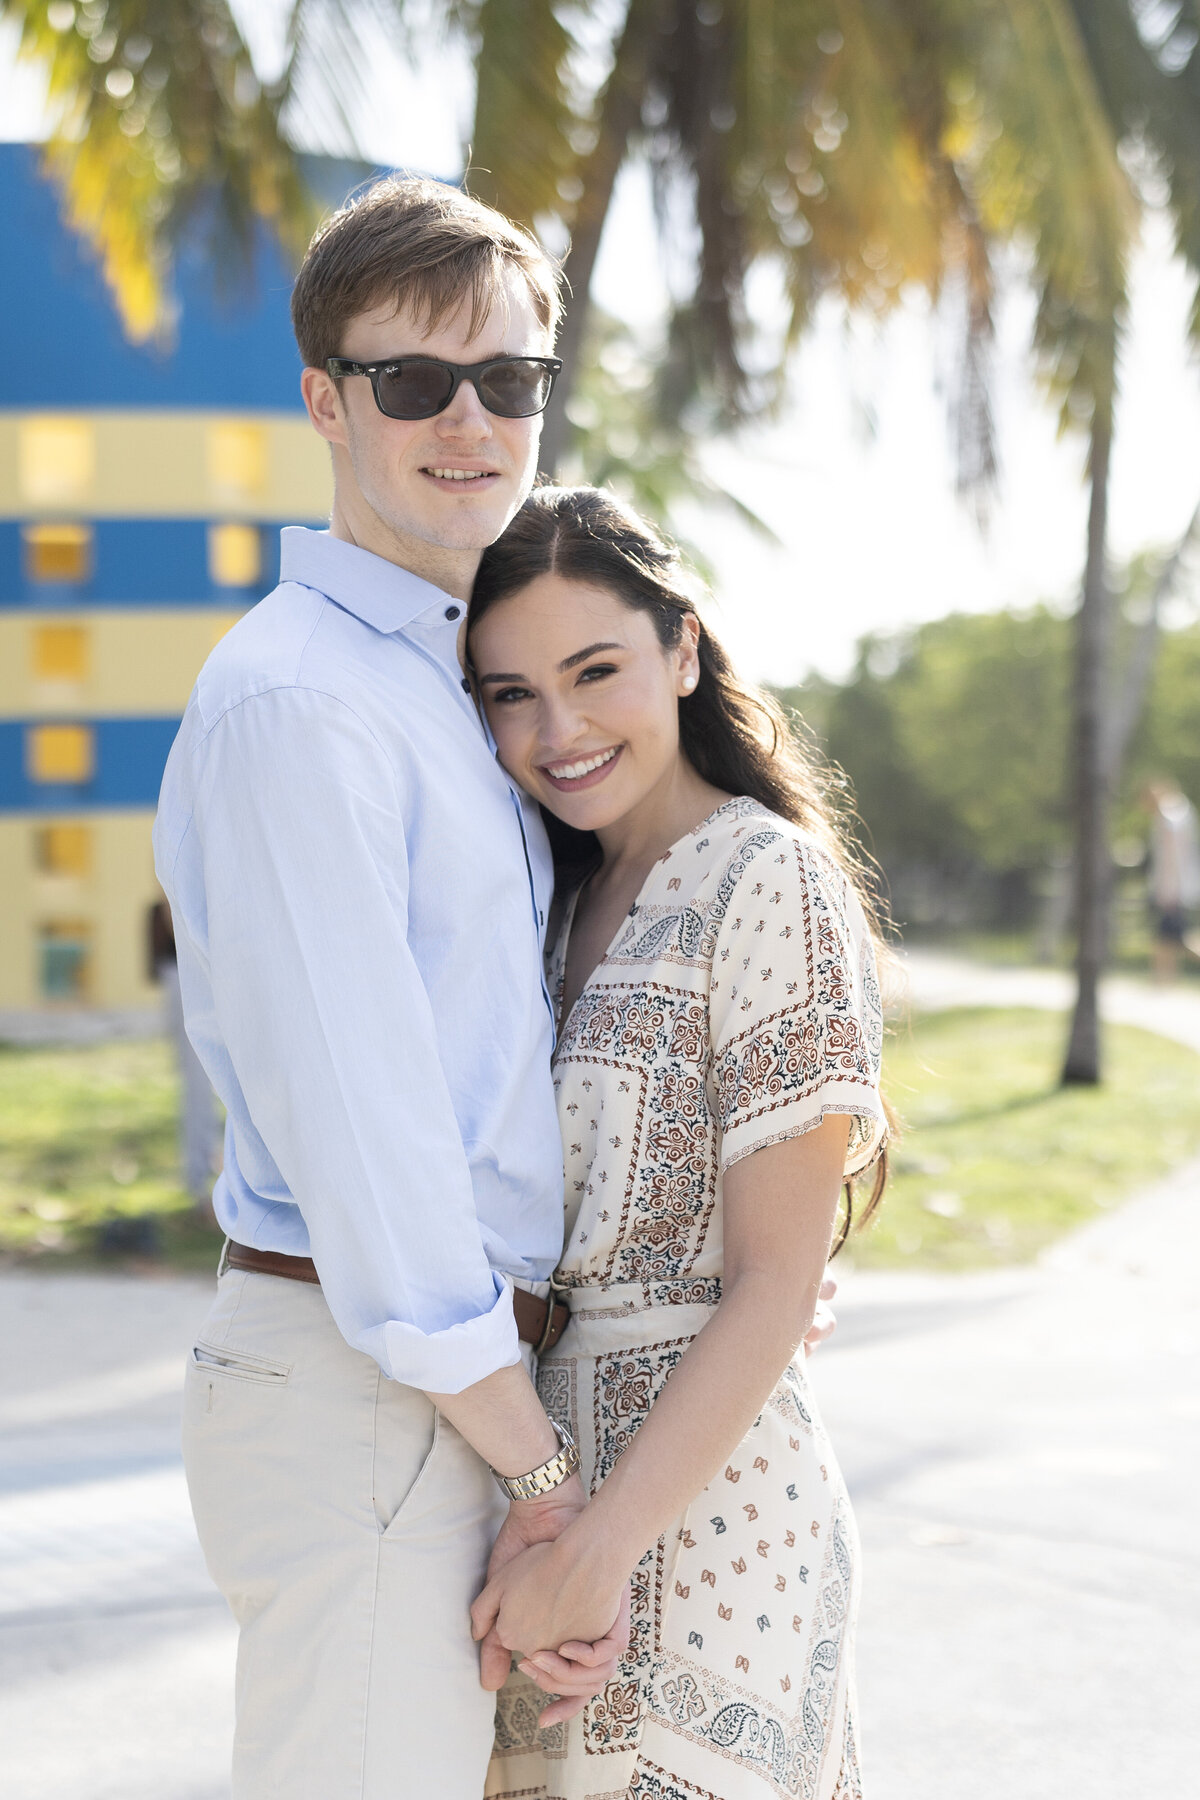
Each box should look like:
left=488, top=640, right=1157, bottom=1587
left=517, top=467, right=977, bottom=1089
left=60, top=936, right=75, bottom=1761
left=0, top=143, right=334, bottom=1017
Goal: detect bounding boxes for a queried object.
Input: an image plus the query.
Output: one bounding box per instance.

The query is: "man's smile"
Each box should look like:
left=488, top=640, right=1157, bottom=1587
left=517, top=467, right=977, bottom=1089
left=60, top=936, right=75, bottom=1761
left=420, top=464, right=502, bottom=487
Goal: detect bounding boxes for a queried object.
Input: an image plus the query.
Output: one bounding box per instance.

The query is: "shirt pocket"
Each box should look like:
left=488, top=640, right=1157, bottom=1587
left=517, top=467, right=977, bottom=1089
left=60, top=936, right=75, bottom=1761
left=190, top=1341, right=292, bottom=1385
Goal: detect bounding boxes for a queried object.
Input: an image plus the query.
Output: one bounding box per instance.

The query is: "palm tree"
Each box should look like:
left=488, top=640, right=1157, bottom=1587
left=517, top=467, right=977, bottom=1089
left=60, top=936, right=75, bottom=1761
left=1042, top=0, right=1200, bottom=1080
left=968, top=1, right=1134, bottom=1086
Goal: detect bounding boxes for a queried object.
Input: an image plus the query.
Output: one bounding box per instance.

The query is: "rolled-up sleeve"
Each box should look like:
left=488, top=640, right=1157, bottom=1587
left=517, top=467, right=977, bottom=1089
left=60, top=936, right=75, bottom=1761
left=708, top=833, right=887, bottom=1180
left=187, top=685, right=520, bottom=1393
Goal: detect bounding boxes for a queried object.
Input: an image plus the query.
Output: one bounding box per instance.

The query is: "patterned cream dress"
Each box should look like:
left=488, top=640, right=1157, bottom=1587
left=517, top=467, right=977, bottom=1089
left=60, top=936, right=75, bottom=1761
left=486, top=797, right=886, bottom=1800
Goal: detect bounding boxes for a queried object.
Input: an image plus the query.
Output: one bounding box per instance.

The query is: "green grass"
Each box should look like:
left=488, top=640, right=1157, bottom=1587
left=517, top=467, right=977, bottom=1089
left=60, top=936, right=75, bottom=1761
left=0, top=1037, right=223, bottom=1273
left=851, top=1007, right=1200, bottom=1269
left=3, top=1010, right=1200, bottom=1276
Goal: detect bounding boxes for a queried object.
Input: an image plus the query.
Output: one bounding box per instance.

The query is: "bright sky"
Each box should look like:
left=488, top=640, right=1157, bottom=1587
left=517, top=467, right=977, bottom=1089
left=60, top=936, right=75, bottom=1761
left=4, top=11, right=1199, bottom=685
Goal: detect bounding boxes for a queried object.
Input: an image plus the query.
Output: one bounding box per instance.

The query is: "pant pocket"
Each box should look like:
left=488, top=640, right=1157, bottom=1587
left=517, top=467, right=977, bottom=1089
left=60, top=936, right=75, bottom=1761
left=191, top=1342, right=291, bottom=1384
left=375, top=1392, right=442, bottom=1538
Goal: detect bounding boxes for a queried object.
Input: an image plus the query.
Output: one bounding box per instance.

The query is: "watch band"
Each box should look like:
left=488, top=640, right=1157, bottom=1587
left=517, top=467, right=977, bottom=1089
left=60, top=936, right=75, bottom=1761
left=493, top=1420, right=580, bottom=1501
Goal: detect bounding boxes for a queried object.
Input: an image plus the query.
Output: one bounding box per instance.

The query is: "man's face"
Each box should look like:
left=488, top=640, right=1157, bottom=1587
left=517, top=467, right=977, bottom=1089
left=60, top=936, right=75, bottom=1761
left=310, top=267, right=550, bottom=564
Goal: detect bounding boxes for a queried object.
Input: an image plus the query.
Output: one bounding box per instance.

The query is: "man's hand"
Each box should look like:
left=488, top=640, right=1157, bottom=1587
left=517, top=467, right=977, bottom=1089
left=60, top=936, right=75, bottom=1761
left=476, top=1483, right=629, bottom=1725
left=472, top=1529, right=630, bottom=1727
left=803, top=1273, right=838, bottom=1355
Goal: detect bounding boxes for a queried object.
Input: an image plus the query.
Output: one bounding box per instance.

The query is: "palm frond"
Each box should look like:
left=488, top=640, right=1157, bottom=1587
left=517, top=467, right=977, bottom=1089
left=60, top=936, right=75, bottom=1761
left=1064, top=0, right=1200, bottom=340
left=967, top=0, right=1134, bottom=431
left=461, top=0, right=579, bottom=222
left=559, top=308, right=782, bottom=571
left=2, top=0, right=314, bottom=341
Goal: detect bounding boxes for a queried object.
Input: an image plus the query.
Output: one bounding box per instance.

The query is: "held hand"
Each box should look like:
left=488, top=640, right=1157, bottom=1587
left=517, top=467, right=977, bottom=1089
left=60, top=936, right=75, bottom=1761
left=477, top=1480, right=589, bottom=1693
left=516, top=1582, right=633, bottom=1726
left=471, top=1534, right=628, bottom=1714
left=803, top=1273, right=838, bottom=1356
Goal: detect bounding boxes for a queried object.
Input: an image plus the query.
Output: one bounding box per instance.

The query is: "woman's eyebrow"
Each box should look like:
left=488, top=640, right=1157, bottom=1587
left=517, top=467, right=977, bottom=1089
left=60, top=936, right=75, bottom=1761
left=477, top=641, right=623, bottom=684
left=558, top=641, right=622, bottom=672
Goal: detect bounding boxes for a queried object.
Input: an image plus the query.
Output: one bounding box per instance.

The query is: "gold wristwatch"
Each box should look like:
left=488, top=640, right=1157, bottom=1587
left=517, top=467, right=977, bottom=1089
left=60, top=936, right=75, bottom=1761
left=493, top=1420, right=580, bottom=1501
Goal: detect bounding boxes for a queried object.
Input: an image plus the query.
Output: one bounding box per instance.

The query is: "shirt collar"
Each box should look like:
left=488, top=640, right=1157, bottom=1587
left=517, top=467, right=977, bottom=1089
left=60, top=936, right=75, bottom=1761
left=279, top=526, right=461, bottom=635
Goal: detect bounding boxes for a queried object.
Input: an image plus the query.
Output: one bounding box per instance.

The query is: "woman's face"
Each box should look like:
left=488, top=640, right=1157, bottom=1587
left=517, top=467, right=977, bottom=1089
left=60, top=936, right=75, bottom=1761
left=471, top=571, right=701, bottom=833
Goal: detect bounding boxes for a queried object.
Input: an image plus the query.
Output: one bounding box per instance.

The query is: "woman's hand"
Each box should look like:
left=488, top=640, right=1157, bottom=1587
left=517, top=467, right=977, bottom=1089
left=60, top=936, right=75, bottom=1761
left=803, top=1273, right=838, bottom=1355
left=472, top=1528, right=630, bottom=1725
left=517, top=1607, right=633, bottom=1727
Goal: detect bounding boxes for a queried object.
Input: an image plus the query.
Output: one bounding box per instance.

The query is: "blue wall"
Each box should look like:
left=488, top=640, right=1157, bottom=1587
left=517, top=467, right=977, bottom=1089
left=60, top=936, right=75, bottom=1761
left=0, top=519, right=288, bottom=607
left=0, top=717, right=182, bottom=810
left=0, top=145, right=377, bottom=411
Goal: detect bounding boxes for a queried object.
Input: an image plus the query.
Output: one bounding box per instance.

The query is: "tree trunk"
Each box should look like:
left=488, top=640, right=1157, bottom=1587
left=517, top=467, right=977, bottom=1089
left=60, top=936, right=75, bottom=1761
left=1061, top=411, right=1115, bottom=1086
left=538, top=0, right=657, bottom=475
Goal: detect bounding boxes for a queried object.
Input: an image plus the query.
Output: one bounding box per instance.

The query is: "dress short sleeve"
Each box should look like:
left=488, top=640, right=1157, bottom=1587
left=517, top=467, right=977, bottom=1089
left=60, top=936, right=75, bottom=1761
left=707, top=830, right=886, bottom=1178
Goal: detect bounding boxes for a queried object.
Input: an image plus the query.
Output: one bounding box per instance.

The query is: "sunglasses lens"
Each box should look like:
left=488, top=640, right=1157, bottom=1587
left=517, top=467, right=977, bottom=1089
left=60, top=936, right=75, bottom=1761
left=375, top=362, right=456, bottom=419
left=477, top=359, right=555, bottom=417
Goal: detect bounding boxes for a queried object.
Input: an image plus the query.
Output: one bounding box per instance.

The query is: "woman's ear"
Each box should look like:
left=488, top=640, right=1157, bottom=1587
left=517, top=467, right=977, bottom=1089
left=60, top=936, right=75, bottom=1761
left=677, top=614, right=702, bottom=696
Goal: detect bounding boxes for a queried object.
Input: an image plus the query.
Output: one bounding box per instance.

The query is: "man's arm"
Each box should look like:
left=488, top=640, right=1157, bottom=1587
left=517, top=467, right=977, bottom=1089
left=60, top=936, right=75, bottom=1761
left=184, top=685, right=519, bottom=1391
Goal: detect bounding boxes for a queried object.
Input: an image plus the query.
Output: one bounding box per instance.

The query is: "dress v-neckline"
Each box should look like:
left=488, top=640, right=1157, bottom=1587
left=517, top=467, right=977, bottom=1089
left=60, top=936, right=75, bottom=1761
left=553, top=796, right=745, bottom=1042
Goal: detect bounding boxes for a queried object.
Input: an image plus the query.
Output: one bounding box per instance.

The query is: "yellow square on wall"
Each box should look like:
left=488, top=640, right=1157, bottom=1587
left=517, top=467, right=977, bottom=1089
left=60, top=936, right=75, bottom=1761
left=34, top=824, right=93, bottom=877
left=27, top=723, right=95, bottom=784
left=31, top=624, right=90, bottom=682
left=19, top=418, right=96, bottom=506
left=208, top=522, right=262, bottom=587
left=23, top=523, right=93, bottom=585
left=207, top=421, right=267, bottom=502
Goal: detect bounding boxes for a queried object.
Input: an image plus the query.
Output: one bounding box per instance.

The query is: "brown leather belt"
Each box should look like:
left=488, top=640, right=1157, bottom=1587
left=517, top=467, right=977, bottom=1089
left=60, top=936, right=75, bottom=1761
left=223, top=1241, right=570, bottom=1355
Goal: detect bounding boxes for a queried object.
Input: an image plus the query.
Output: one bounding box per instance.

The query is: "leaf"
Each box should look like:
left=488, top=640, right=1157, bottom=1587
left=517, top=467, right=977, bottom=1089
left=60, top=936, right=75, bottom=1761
left=3, top=0, right=316, bottom=341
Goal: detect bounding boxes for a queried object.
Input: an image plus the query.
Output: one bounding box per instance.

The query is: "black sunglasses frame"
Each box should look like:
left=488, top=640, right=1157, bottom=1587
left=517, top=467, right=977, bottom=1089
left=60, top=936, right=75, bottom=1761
left=324, top=354, right=563, bottom=420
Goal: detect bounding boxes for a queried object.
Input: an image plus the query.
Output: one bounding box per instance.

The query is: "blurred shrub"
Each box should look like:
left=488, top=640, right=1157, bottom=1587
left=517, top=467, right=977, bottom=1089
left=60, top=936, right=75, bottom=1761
left=772, top=566, right=1200, bottom=931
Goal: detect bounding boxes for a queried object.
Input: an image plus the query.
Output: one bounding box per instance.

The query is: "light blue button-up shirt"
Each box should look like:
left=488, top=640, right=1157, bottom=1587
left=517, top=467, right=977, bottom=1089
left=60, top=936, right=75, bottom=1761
left=154, top=528, right=562, bottom=1393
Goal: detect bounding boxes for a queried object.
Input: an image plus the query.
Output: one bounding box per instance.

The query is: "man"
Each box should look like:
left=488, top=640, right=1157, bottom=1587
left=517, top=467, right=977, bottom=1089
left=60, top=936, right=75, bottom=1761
left=154, top=177, right=621, bottom=1798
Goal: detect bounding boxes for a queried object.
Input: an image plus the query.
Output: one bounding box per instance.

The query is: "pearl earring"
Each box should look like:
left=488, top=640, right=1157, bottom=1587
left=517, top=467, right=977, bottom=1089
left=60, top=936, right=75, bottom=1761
left=682, top=675, right=696, bottom=692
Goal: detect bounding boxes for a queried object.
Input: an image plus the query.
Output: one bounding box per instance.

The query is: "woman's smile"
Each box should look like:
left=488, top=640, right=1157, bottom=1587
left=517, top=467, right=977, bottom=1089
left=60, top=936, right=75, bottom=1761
left=539, top=745, right=624, bottom=792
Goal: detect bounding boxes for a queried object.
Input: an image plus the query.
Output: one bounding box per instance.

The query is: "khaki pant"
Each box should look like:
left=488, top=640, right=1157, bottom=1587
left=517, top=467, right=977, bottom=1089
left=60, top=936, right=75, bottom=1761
left=182, top=1266, right=525, bottom=1799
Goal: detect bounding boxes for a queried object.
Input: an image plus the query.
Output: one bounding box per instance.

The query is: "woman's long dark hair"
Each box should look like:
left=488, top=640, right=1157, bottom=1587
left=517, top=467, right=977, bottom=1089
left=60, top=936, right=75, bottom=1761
left=470, top=484, right=890, bottom=1248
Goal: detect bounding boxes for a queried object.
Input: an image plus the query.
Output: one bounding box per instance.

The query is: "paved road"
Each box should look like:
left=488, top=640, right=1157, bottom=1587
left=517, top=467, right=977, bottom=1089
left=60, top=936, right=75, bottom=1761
left=897, top=945, right=1200, bottom=1052
left=3, top=960, right=1198, bottom=1797
left=0, top=1274, right=232, bottom=1800
left=824, top=1162, right=1200, bottom=1797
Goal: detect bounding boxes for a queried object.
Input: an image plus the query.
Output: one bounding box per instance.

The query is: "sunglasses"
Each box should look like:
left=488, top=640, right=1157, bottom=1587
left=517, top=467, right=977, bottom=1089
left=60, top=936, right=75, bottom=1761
left=324, top=354, right=563, bottom=421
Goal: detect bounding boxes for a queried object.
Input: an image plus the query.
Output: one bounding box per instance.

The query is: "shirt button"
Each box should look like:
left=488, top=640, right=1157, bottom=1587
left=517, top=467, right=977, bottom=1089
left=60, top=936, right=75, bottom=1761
left=445, top=604, right=461, bottom=621
left=461, top=677, right=472, bottom=692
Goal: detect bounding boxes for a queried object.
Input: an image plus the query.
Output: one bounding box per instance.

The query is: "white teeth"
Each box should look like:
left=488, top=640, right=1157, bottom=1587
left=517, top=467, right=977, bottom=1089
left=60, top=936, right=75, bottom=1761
left=427, top=467, right=488, bottom=481
left=549, top=748, right=618, bottom=781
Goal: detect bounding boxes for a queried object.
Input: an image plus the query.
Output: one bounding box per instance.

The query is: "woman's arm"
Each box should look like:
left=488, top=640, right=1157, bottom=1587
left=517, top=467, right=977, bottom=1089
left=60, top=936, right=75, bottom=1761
left=470, top=1114, right=851, bottom=1682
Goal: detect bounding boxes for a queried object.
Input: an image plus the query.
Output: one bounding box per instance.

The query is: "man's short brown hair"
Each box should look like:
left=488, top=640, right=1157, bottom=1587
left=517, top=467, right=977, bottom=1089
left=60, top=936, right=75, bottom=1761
left=290, top=175, right=562, bottom=368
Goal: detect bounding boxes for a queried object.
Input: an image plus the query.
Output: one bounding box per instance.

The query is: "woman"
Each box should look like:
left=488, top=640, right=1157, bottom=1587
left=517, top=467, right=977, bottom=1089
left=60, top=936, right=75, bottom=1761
left=469, top=487, right=888, bottom=1800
